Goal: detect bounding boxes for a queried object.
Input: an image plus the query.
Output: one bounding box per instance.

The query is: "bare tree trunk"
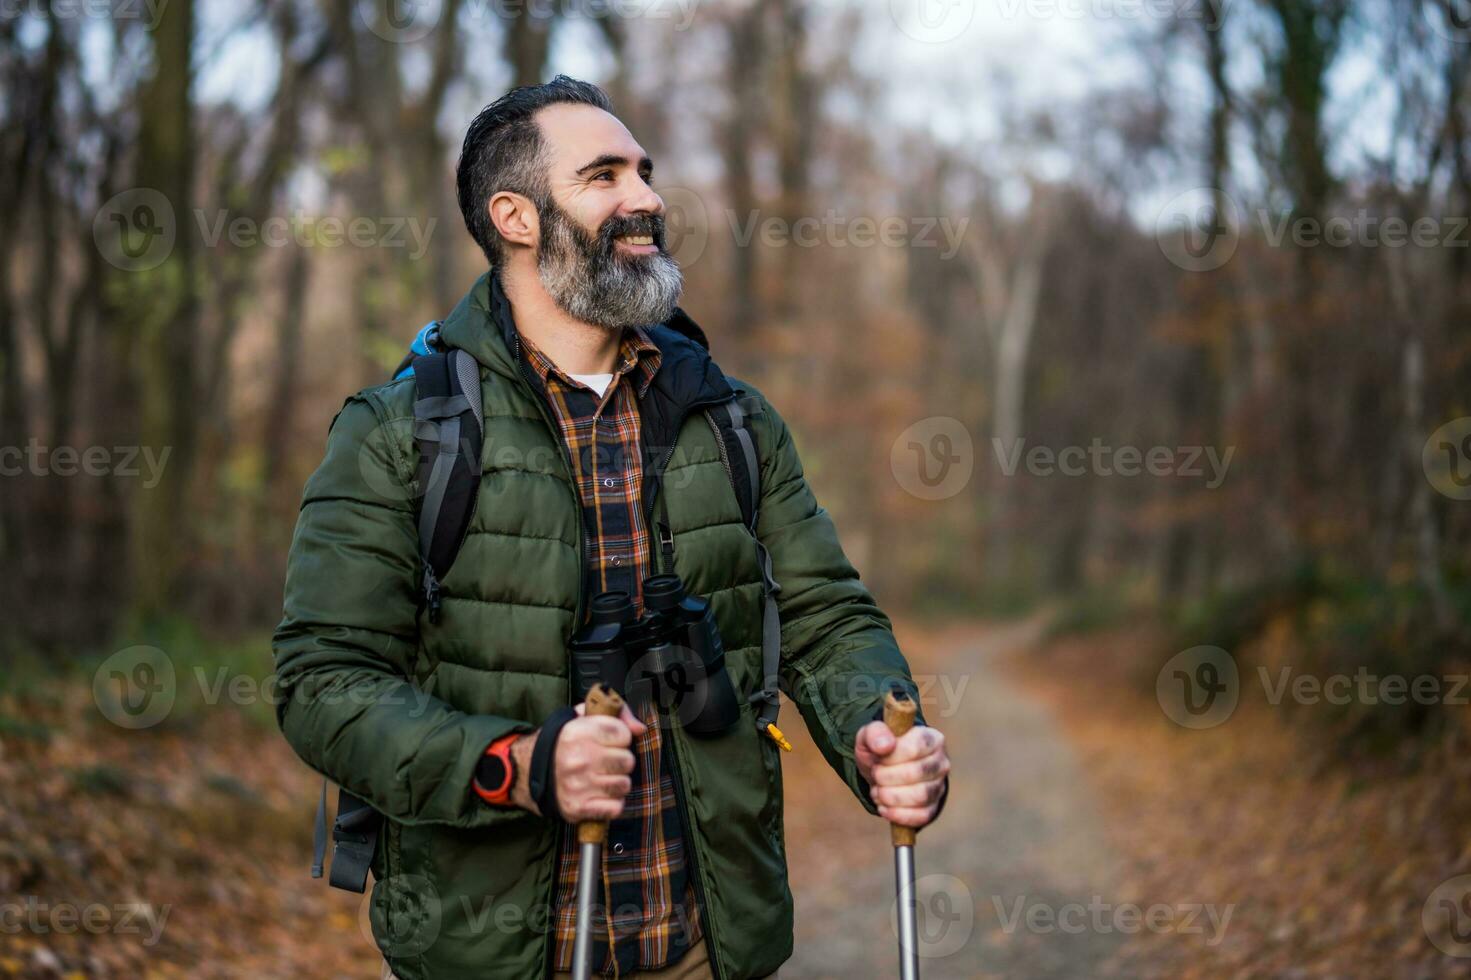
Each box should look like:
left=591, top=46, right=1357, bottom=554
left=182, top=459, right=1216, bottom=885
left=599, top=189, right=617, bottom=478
left=505, top=4, right=551, bottom=88
left=130, top=0, right=198, bottom=623
left=967, top=194, right=1054, bottom=583
left=720, top=4, right=764, bottom=337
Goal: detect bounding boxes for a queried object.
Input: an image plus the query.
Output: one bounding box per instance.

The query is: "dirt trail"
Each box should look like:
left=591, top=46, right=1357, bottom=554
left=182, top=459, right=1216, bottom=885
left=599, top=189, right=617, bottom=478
left=781, top=621, right=1137, bottom=979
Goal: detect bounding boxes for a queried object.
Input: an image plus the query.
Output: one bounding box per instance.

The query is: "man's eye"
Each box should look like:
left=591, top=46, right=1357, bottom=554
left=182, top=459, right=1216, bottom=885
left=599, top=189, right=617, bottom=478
left=593, top=171, right=615, bottom=182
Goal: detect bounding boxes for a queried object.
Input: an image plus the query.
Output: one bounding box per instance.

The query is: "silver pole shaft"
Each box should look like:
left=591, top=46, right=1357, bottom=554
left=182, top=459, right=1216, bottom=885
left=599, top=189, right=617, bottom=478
left=571, top=841, right=602, bottom=980
left=894, top=844, right=920, bottom=980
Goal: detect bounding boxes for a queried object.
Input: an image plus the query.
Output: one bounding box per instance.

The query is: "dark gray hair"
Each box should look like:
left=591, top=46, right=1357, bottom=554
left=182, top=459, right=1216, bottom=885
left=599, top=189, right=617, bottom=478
left=455, top=75, right=613, bottom=266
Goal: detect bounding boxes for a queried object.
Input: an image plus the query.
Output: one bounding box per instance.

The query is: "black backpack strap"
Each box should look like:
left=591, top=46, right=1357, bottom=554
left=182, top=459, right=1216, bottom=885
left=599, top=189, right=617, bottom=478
left=310, top=778, right=380, bottom=893
left=707, top=393, right=787, bottom=749
left=411, top=348, right=485, bottom=623
left=308, top=342, right=486, bottom=892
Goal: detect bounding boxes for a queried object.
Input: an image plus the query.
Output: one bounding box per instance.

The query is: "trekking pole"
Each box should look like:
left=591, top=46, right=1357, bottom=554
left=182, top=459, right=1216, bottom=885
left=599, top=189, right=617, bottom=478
left=884, top=689, right=921, bottom=980
left=572, top=683, right=624, bottom=980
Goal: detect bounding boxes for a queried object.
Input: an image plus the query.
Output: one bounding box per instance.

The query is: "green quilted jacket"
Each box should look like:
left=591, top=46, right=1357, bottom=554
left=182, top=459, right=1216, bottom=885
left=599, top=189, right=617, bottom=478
left=272, top=272, right=925, bottom=979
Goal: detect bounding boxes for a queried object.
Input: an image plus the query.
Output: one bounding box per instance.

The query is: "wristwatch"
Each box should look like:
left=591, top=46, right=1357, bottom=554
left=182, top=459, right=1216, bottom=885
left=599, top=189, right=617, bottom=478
left=473, top=732, right=521, bottom=807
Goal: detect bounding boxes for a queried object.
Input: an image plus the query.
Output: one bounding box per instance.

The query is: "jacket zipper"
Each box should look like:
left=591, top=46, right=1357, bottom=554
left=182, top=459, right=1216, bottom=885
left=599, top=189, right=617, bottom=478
left=645, top=396, right=733, bottom=980
left=508, top=336, right=590, bottom=980
left=704, top=411, right=735, bottom=490
left=515, top=338, right=733, bottom=977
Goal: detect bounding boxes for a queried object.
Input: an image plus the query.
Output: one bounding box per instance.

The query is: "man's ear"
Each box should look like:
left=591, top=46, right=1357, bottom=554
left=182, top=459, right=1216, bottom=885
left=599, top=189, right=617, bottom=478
left=488, top=190, right=538, bottom=250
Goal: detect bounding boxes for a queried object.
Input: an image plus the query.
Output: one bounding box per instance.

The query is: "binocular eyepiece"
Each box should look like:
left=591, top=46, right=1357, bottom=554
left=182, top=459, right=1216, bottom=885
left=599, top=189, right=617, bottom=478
left=570, top=575, right=741, bottom=737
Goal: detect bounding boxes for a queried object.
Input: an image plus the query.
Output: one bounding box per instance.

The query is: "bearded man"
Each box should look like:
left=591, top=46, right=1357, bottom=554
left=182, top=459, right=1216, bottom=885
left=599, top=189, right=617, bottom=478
left=272, top=75, right=949, bottom=980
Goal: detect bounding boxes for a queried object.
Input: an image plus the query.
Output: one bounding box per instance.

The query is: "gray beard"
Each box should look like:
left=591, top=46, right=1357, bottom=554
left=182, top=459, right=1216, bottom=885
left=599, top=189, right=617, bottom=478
left=535, top=198, right=683, bottom=331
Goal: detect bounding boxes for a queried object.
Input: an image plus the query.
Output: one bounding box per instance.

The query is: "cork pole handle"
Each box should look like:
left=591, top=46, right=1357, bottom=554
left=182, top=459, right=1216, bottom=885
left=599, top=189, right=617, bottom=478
left=577, top=683, right=625, bottom=846
left=883, top=689, right=919, bottom=847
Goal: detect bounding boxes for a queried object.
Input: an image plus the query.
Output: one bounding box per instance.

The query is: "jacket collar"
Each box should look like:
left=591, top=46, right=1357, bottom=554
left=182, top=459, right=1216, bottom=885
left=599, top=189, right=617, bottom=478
left=436, top=269, right=735, bottom=416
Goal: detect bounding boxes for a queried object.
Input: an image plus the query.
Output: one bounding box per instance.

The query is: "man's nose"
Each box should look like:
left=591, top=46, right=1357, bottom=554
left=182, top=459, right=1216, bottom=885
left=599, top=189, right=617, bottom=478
left=621, top=179, right=663, bottom=219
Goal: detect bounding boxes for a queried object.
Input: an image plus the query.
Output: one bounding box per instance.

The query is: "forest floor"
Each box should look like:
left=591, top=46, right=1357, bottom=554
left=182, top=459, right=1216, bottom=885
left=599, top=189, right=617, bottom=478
left=4, top=618, right=1471, bottom=978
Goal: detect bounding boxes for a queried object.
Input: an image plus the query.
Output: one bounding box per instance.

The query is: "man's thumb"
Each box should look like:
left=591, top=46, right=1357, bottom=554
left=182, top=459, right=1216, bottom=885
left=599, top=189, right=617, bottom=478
left=860, top=720, right=895, bottom=756
left=620, top=703, right=648, bottom=736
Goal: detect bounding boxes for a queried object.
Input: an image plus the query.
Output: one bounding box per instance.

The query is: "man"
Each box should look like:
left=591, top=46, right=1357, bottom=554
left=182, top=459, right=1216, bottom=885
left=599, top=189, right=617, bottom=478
left=273, top=76, right=949, bottom=980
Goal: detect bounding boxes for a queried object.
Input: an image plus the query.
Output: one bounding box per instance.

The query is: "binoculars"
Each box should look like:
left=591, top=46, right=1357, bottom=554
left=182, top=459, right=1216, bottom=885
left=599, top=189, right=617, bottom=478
left=570, top=574, right=741, bottom=737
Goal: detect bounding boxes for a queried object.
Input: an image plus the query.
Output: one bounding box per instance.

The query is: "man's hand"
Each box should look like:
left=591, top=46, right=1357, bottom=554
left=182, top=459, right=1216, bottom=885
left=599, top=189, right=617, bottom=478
left=510, top=701, right=647, bottom=821
left=854, top=720, right=950, bottom=829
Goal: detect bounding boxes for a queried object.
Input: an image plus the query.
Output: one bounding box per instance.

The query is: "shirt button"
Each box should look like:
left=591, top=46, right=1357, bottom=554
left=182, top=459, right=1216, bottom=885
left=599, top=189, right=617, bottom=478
left=610, top=556, right=623, bottom=567
left=603, top=477, right=617, bottom=488
left=612, top=843, right=625, bottom=855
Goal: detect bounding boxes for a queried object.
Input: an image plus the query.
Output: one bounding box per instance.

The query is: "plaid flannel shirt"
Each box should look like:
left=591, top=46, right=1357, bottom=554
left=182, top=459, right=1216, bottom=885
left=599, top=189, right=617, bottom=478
left=517, top=326, right=704, bottom=977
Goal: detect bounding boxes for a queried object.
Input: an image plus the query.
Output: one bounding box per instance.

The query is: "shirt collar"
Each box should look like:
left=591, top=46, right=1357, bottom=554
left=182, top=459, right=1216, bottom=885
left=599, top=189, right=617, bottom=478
left=520, top=324, right=663, bottom=399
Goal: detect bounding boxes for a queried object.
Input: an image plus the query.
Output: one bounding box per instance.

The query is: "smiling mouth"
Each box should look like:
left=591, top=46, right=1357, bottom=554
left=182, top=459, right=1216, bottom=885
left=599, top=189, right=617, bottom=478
left=615, top=234, right=657, bottom=252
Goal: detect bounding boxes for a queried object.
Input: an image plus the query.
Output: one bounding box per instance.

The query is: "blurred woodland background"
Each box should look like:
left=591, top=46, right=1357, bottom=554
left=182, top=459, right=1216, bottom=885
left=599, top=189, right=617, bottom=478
left=5, top=0, right=1471, bottom=976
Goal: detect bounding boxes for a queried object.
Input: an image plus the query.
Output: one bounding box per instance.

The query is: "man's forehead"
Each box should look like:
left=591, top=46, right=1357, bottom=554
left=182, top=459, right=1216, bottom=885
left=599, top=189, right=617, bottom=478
left=535, top=103, right=647, bottom=169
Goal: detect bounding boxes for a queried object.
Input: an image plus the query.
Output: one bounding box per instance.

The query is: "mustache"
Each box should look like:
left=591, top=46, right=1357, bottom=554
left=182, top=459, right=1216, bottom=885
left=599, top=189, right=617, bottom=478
left=597, top=212, right=667, bottom=253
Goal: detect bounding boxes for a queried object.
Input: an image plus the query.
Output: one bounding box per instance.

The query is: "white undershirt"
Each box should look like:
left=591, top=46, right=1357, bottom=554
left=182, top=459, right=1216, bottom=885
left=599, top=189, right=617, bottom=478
left=568, top=372, right=615, bottom=397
